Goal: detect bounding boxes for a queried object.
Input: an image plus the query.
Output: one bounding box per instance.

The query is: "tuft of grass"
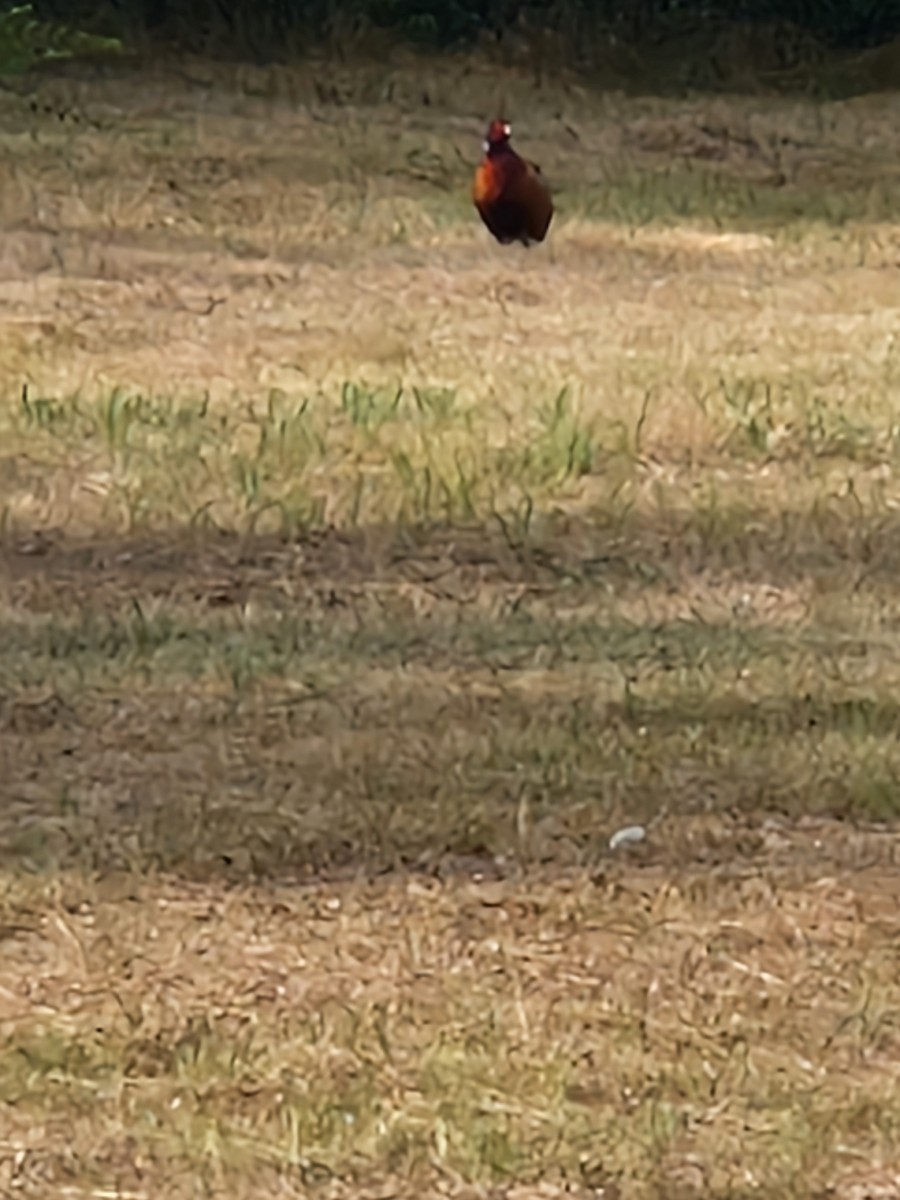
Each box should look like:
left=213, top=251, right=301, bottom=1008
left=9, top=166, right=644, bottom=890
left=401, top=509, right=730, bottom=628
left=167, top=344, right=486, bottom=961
left=10, top=379, right=607, bottom=533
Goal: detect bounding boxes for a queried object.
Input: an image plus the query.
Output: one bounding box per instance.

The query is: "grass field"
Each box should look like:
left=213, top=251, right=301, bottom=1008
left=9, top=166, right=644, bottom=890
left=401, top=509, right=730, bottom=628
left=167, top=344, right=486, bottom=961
left=3, top=47, right=900, bottom=1199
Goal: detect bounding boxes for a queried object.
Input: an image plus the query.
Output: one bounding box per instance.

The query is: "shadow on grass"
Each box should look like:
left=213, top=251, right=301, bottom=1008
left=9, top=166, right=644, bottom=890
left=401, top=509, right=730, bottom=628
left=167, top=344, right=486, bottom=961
left=1, top=504, right=899, bottom=882
left=2, top=497, right=897, bottom=596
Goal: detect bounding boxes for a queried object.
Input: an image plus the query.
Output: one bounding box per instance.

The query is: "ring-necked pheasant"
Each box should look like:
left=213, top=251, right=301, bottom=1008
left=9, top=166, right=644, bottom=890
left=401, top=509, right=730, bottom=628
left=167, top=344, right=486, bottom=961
left=473, top=119, right=553, bottom=247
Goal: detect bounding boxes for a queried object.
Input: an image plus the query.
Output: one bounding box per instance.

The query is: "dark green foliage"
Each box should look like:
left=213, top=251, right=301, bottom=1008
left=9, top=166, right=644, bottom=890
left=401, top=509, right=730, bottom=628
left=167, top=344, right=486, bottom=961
left=0, top=1, right=120, bottom=68
left=20, top=0, right=900, bottom=53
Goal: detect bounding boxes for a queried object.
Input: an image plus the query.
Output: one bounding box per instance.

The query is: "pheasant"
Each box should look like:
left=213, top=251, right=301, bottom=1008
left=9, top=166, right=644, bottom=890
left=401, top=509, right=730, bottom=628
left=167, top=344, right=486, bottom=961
left=473, top=119, right=553, bottom=246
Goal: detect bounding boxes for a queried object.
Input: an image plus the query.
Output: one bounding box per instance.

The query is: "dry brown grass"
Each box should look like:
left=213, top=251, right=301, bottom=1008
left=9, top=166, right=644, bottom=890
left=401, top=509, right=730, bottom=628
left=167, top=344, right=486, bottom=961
left=7, top=860, right=900, bottom=1199
left=2, top=49, right=900, bottom=1198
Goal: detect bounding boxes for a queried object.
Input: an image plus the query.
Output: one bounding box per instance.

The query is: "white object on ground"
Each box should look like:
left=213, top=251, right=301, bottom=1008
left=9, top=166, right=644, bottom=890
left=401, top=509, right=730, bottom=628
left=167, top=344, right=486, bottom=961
left=609, top=824, right=647, bottom=851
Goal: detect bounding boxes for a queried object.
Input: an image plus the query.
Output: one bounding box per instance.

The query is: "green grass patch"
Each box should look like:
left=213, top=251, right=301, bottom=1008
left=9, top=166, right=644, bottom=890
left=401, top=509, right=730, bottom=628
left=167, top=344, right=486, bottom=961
left=0, top=3, right=119, bottom=72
